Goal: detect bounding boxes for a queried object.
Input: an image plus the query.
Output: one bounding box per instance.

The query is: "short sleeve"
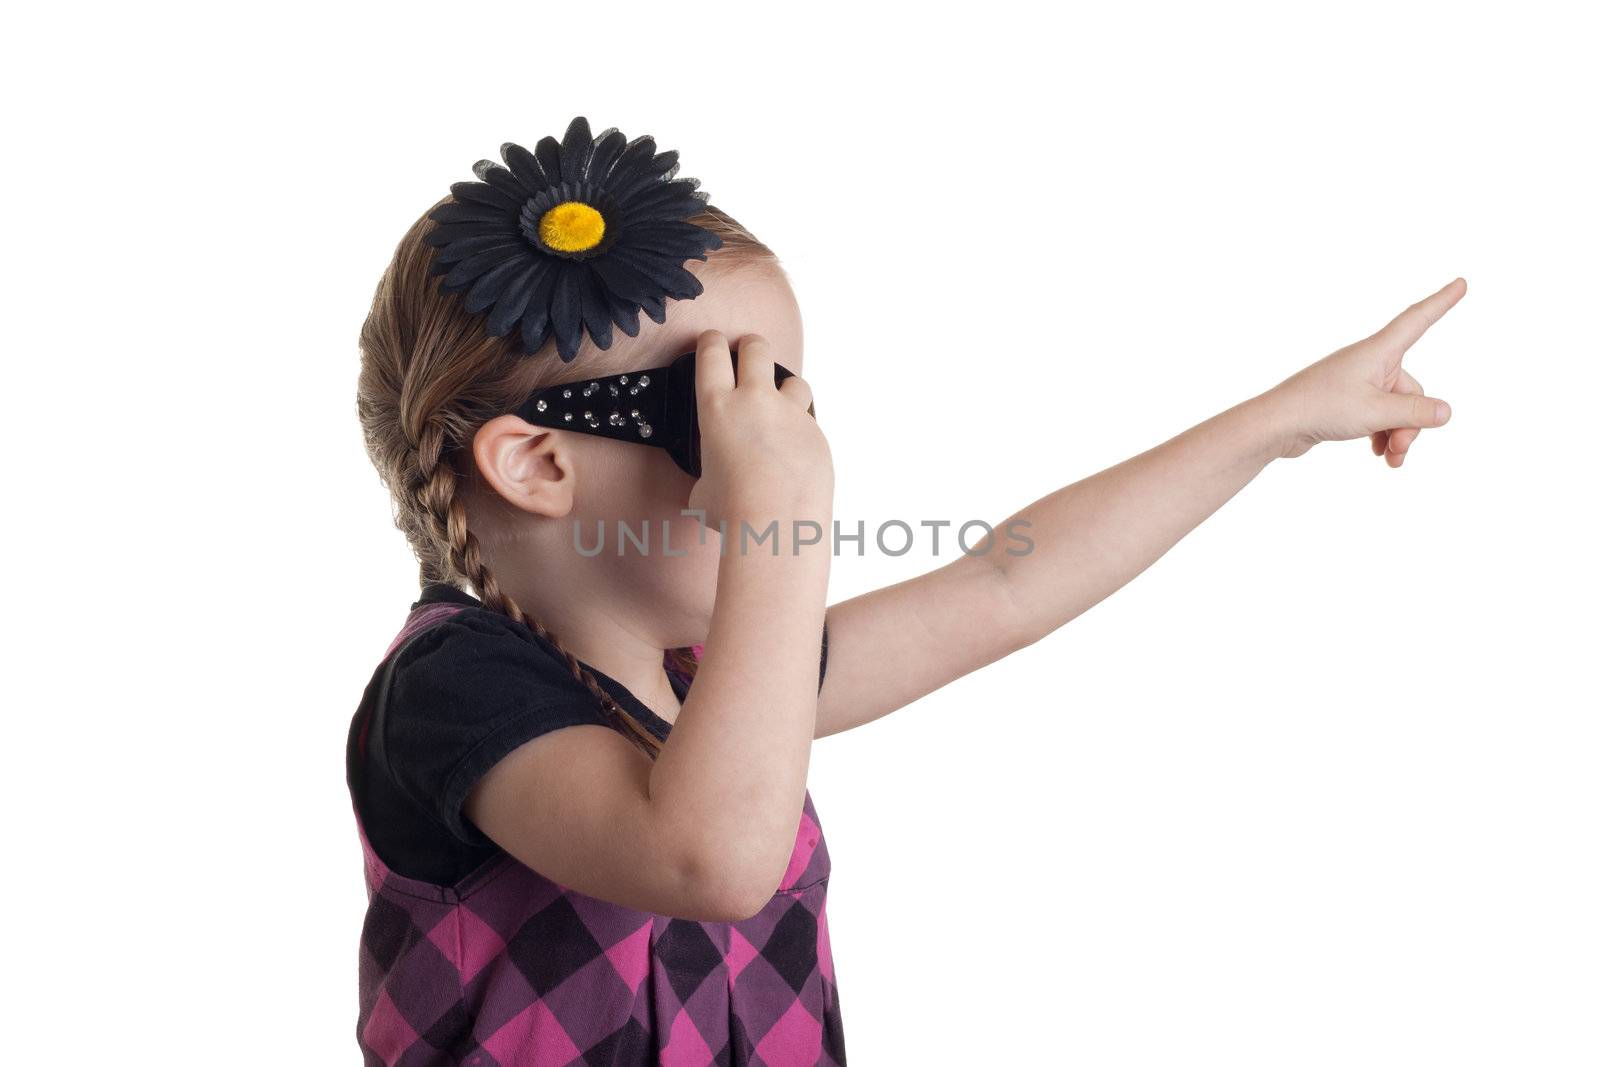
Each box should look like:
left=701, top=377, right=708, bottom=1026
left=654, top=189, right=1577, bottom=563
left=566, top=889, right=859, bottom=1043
left=379, top=610, right=611, bottom=847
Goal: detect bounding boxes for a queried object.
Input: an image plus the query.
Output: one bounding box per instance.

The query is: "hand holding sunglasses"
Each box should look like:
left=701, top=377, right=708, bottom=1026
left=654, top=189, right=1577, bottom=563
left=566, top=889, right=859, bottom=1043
left=685, top=332, right=829, bottom=537
left=511, top=334, right=818, bottom=478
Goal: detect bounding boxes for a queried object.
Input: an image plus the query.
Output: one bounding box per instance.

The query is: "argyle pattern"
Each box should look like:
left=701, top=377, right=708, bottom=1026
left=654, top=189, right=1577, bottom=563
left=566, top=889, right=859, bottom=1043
left=349, top=608, right=846, bottom=1065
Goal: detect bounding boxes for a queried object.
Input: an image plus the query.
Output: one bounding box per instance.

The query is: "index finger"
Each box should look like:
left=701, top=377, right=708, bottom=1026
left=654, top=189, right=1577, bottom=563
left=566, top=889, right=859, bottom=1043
left=695, top=329, right=735, bottom=403
left=734, top=334, right=776, bottom=392
left=1373, top=277, right=1468, bottom=351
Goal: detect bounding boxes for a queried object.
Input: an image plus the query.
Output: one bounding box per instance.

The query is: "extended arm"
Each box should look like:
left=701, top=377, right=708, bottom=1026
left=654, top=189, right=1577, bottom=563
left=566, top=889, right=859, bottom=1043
left=813, top=393, right=1281, bottom=738
left=814, top=279, right=1463, bottom=739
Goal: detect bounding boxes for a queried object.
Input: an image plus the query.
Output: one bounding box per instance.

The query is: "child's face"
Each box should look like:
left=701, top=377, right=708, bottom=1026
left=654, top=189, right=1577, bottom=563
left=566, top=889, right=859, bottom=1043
left=560, top=256, right=806, bottom=647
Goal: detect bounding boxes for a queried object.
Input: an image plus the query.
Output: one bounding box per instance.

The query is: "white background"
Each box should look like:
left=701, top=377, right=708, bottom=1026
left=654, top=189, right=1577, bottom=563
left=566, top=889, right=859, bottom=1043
left=5, top=2, right=1596, bottom=1063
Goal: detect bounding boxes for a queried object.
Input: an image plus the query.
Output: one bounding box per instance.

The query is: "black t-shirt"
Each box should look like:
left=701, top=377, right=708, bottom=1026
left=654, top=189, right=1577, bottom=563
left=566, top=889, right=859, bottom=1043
left=347, top=582, right=829, bottom=886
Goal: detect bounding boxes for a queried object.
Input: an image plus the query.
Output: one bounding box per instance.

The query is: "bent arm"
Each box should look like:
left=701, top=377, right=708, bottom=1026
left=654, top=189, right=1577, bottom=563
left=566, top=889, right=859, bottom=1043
left=467, top=522, right=831, bottom=923
left=466, top=724, right=743, bottom=920
left=814, top=391, right=1286, bottom=738
left=649, top=518, right=832, bottom=913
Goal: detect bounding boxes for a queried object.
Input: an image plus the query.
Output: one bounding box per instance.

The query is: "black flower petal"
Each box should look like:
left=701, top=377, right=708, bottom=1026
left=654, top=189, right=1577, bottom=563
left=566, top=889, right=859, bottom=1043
left=605, top=143, right=673, bottom=203
left=441, top=243, right=526, bottom=291
left=427, top=200, right=512, bottom=227
left=624, top=220, right=722, bottom=258
left=448, top=181, right=521, bottom=214
left=577, top=270, right=615, bottom=352
left=499, top=143, right=549, bottom=199
left=589, top=255, right=667, bottom=322
left=518, top=267, right=561, bottom=354
left=485, top=261, right=542, bottom=337
left=615, top=184, right=709, bottom=227
left=609, top=246, right=704, bottom=300
left=600, top=285, right=644, bottom=340
left=558, top=116, right=594, bottom=185
left=549, top=267, right=585, bottom=363
left=587, top=127, right=628, bottom=183
left=533, top=134, right=564, bottom=193
left=610, top=135, right=659, bottom=180
left=463, top=255, right=531, bottom=315
left=423, top=115, right=726, bottom=361
left=428, top=234, right=522, bottom=267
left=639, top=148, right=681, bottom=183
left=473, top=161, right=531, bottom=203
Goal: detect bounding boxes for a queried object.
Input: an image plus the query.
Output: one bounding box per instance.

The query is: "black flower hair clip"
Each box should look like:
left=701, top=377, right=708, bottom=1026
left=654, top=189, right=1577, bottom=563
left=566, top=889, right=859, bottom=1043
left=423, top=116, right=723, bottom=363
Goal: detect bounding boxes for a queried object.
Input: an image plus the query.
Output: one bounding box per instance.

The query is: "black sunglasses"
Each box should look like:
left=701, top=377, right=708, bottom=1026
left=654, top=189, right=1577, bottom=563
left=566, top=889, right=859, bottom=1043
left=510, top=349, right=808, bottom=478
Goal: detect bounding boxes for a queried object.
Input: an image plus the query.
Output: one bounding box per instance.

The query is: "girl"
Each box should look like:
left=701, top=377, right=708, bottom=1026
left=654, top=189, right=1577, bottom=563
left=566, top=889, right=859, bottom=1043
left=347, top=117, right=1461, bottom=1066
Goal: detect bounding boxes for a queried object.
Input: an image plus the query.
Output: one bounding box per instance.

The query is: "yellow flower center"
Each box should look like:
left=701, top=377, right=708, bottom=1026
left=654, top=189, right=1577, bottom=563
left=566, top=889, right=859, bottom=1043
left=538, top=201, right=606, bottom=253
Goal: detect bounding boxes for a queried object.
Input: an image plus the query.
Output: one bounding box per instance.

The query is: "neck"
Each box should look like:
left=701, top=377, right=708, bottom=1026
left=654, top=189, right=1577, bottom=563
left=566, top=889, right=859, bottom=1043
left=496, top=576, right=683, bottom=728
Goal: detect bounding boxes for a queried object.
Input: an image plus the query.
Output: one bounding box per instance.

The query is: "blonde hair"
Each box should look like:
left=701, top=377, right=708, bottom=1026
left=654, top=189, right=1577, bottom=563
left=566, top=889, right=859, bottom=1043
left=357, top=195, right=779, bottom=756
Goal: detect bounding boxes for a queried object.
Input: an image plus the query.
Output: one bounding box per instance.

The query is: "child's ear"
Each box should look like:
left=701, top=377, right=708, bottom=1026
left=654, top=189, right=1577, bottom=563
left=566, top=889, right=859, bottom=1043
left=470, top=414, right=576, bottom=518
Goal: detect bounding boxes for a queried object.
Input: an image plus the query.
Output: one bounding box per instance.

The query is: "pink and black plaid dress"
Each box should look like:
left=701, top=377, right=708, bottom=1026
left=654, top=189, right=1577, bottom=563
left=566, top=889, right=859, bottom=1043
left=346, top=583, right=845, bottom=1065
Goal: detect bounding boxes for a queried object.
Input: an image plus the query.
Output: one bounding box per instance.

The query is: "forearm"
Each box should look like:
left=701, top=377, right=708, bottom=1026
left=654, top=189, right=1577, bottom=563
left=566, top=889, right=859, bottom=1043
left=994, top=390, right=1286, bottom=645
left=649, top=513, right=832, bottom=902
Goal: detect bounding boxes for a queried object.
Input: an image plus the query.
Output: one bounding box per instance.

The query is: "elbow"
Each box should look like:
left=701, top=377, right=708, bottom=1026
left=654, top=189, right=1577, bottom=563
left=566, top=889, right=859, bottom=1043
left=988, top=555, right=1042, bottom=655
left=695, top=861, right=780, bottom=923
left=679, top=842, right=783, bottom=923
left=653, top=797, right=788, bottom=921
left=701, top=883, right=775, bottom=924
